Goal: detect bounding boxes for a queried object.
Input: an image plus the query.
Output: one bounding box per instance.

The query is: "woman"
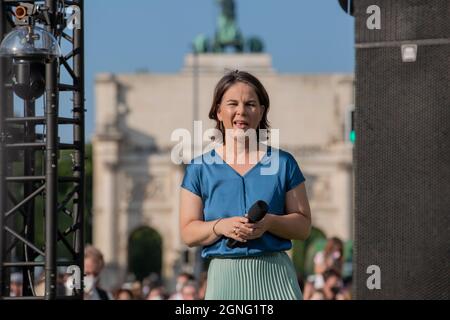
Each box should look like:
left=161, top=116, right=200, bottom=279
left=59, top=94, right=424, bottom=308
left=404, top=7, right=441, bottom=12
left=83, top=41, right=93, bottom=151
left=179, top=70, right=311, bottom=300
left=314, top=237, right=345, bottom=276
left=304, top=237, right=345, bottom=300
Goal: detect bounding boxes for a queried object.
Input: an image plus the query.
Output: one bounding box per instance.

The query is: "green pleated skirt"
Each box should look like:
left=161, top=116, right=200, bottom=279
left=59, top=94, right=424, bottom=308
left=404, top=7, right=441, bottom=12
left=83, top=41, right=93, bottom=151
left=205, top=251, right=302, bottom=300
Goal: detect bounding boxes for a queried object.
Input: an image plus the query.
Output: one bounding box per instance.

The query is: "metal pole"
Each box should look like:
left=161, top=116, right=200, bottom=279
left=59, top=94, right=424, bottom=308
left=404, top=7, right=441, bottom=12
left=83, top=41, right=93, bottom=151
left=44, top=0, right=58, bottom=300
left=22, top=99, right=35, bottom=296
left=0, top=0, right=8, bottom=297
left=72, top=0, right=85, bottom=298
left=0, top=0, right=14, bottom=298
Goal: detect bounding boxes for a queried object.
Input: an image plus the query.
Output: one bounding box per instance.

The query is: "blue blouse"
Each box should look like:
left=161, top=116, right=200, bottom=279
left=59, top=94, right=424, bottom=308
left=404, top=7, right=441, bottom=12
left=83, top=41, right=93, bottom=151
left=181, top=146, right=305, bottom=258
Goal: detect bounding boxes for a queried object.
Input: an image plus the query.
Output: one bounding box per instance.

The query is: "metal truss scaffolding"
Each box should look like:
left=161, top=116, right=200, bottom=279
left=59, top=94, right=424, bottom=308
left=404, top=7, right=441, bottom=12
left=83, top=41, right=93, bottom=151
left=0, top=0, right=85, bottom=299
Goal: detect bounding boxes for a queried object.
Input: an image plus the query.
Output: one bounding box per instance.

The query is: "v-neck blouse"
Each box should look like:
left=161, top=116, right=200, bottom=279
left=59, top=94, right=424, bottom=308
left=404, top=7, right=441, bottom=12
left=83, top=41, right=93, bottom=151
left=181, top=147, right=305, bottom=258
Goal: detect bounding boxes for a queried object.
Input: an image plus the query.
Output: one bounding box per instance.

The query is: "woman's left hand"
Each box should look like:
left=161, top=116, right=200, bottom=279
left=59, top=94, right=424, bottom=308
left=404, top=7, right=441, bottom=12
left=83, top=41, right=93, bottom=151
left=238, top=214, right=272, bottom=240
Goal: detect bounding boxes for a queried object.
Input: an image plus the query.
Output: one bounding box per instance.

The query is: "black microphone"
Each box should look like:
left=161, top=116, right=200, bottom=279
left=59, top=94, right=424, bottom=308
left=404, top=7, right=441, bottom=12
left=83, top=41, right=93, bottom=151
left=226, top=200, right=269, bottom=248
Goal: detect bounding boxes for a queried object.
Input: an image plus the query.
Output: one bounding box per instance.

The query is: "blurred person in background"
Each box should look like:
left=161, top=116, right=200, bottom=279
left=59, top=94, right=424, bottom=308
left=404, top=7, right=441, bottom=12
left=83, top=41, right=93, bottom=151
left=303, top=237, right=344, bottom=299
left=84, top=244, right=113, bottom=300
left=169, top=272, right=195, bottom=300
left=146, top=285, right=167, bottom=300
left=114, top=288, right=134, bottom=300
left=314, top=237, right=345, bottom=275
left=10, top=272, right=23, bottom=297
left=180, top=280, right=198, bottom=300
left=305, top=268, right=350, bottom=300
left=142, top=272, right=161, bottom=298
left=130, top=281, right=143, bottom=299
left=321, top=268, right=349, bottom=300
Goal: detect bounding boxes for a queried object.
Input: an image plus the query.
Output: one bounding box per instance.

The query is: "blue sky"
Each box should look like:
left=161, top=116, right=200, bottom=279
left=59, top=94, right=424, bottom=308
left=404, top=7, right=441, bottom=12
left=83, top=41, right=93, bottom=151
left=81, top=0, right=354, bottom=142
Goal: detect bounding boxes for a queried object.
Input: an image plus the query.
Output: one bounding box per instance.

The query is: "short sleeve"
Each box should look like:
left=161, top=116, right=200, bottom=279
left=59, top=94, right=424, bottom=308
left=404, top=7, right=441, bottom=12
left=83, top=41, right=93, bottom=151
left=181, top=163, right=202, bottom=197
left=286, top=153, right=305, bottom=191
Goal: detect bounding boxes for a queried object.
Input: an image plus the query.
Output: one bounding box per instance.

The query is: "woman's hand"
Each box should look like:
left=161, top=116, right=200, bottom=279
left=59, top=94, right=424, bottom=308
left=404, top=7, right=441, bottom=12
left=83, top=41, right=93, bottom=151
left=237, top=214, right=273, bottom=240
left=215, top=216, right=252, bottom=243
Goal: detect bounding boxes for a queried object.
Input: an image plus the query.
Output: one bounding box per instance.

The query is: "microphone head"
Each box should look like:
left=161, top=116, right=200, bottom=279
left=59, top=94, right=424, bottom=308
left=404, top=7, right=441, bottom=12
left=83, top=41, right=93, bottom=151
left=247, top=200, right=268, bottom=223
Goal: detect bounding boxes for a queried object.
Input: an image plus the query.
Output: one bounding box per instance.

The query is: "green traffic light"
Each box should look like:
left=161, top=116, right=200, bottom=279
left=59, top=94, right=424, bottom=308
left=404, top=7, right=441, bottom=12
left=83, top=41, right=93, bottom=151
left=350, top=130, right=356, bottom=143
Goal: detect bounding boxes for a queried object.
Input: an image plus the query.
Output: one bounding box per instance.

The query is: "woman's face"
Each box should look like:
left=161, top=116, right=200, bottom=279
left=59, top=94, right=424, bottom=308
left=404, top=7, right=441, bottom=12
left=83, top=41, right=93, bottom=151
left=217, top=82, right=265, bottom=136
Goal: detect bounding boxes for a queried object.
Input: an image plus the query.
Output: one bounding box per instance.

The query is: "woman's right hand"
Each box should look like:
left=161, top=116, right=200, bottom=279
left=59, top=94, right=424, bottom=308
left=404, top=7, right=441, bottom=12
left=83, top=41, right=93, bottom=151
left=215, top=216, right=253, bottom=243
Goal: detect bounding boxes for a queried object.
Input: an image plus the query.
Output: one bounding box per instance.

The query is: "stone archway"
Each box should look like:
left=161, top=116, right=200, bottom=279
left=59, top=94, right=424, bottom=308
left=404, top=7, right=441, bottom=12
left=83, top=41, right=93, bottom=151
left=128, top=226, right=163, bottom=281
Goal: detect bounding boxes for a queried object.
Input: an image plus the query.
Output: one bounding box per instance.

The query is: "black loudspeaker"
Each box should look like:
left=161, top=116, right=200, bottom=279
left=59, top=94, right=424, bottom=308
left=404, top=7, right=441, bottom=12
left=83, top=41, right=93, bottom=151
left=354, top=0, right=450, bottom=299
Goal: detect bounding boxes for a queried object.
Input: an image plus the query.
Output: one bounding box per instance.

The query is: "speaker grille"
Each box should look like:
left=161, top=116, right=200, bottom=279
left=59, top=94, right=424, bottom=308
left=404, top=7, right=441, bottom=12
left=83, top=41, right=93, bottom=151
left=355, top=0, right=450, bottom=43
left=354, top=32, right=450, bottom=298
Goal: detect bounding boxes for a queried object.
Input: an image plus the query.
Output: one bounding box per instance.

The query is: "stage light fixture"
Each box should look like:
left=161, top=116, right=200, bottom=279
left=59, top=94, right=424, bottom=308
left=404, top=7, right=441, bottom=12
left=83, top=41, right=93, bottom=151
left=0, top=25, right=61, bottom=100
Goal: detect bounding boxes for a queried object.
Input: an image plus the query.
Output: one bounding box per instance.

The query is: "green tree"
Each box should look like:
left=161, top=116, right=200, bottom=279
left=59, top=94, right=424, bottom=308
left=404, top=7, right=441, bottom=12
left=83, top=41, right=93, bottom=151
left=292, top=226, right=327, bottom=280
left=128, top=227, right=163, bottom=281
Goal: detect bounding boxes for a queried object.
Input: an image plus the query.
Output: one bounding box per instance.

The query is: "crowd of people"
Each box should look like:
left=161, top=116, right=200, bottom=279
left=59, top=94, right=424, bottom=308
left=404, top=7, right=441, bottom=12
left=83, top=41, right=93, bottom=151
left=109, top=272, right=208, bottom=300
left=8, top=238, right=351, bottom=300
left=87, top=237, right=352, bottom=300
left=82, top=244, right=208, bottom=300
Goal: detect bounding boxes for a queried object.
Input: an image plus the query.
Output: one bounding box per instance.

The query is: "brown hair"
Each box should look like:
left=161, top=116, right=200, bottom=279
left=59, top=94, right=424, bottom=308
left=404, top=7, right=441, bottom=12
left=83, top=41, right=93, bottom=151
left=324, top=237, right=344, bottom=258
left=208, top=70, right=270, bottom=142
left=323, top=237, right=344, bottom=272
